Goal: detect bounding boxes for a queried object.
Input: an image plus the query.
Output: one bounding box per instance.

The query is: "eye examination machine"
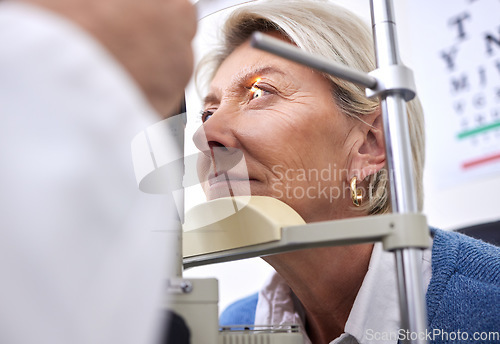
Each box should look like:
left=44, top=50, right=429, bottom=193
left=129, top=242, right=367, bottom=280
left=132, top=0, right=432, bottom=343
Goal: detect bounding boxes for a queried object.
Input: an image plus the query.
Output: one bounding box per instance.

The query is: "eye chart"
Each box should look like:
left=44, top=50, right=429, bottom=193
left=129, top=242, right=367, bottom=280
left=406, top=0, right=500, bottom=188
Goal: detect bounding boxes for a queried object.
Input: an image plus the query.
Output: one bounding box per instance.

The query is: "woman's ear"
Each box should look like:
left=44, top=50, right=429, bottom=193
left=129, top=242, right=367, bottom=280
left=349, top=110, right=386, bottom=181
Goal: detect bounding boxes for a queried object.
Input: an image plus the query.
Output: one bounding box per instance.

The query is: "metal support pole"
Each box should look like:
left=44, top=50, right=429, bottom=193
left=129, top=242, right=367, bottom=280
left=370, top=1, right=428, bottom=342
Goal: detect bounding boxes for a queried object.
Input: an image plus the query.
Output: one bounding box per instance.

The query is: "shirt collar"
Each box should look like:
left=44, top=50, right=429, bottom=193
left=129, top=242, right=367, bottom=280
left=342, top=243, right=401, bottom=344
left=335, top=242, right=432, bottom=344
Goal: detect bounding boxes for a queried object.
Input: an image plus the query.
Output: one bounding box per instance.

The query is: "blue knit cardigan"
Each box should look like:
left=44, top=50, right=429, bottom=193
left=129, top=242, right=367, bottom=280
left=219, top=229, right=500, bottom=343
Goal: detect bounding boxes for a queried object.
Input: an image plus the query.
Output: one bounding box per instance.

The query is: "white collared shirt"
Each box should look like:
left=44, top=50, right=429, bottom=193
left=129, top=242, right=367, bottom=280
left=255, top=242, right=433, bottom=344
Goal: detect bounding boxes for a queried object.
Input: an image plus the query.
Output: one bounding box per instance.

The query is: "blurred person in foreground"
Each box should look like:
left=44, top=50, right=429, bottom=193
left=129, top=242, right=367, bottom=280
left=0, top=0, right=196, bottom=343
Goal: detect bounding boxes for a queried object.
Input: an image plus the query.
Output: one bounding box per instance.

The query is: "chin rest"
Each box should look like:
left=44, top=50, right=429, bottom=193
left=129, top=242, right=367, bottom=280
left=183, top=196, right=305, bottom=258
left=183, top=196, right=430, bottom=269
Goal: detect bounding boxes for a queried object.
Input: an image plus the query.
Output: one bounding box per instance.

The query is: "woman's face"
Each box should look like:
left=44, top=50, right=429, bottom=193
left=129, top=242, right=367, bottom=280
left=193, top=37, right=365, bottom=222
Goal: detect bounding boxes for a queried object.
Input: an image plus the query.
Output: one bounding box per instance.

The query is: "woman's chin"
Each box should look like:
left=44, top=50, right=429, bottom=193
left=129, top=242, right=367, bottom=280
left=205, top=180, right=251, bottom=200
left=205, top=180, right=271, bottom=201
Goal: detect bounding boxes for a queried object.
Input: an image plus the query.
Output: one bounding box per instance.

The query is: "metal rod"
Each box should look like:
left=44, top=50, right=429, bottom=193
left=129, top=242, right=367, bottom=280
left=251, top=32, right=378, bottom=90
left=380, top=96, right=418, bottom=212
left=395, top=249, right=429, bottom=341
left=370, top=0, right=428, bottom=342
left=371, top=0, right=401, bottom=66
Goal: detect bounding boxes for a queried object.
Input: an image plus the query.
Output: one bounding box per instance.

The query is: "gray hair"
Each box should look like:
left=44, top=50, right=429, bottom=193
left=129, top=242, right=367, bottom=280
left=197, top=0, right=425, bottom=214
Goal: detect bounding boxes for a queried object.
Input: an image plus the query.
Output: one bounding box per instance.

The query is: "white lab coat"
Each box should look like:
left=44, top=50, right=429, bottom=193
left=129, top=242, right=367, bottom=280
left=0, top=2, right=176, bottom=343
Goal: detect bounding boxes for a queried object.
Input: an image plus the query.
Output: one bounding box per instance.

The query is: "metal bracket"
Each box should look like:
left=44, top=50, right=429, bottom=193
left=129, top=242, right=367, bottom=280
left=365, top=65, right=417, bottom=101
left=167, top=278, right=193, bottom=294
left=381, top=212, right=429, bottom=251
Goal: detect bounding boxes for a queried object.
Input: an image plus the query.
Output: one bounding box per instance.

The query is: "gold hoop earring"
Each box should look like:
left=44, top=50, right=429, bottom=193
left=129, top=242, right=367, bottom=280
left=350, top=176, right=363, bottom=207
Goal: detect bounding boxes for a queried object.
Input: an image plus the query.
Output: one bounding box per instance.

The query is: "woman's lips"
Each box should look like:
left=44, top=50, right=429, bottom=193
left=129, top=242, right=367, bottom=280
left=205, top=172, right=257, bottom=200
left=207, top=172, right=253, bottom=187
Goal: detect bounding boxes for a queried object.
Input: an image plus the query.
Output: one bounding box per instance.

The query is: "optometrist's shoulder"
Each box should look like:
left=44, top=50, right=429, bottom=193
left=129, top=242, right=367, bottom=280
left=21, top=0, right=197, bottom=117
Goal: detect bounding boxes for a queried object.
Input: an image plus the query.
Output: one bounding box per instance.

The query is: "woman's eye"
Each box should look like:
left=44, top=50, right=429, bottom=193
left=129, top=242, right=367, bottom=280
left=250, top=86, right=263, bottom=100
left=200, top=110, right=214, bottom=122
left=249, top=82, right=272, bottom=101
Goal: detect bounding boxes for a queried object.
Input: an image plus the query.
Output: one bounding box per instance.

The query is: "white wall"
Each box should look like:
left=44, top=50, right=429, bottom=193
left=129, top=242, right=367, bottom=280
left=397, top=0, right=500, bottom=230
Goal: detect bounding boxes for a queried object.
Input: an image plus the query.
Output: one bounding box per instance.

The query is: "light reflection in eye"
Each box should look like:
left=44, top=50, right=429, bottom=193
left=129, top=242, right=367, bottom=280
left=250, top=77, right=263, bottom=100
left=251, top=87, right=263, bottom=99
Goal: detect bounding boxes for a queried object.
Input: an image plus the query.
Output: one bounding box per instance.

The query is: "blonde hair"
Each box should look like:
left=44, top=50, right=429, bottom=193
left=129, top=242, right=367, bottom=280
left=198, top=0, right=425, bottom=213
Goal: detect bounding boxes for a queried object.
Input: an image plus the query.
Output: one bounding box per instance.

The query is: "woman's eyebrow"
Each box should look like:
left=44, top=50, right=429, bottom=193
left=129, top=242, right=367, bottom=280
left=203, top=66, right=286, bottom=107
left=203, top=93, right=219, bottom=107
left=233, top=66, right=286, bottom=86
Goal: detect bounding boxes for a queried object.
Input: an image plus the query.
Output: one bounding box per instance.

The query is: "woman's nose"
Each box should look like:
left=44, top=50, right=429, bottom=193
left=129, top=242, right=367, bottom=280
left=192, top=109, right=238, bottom=157
left=192, top=108, right=246, bottom=177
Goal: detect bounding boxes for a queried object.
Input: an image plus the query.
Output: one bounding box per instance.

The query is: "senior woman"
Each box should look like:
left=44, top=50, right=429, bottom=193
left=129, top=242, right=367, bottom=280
left=192, top=1, right=500, bottom=343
